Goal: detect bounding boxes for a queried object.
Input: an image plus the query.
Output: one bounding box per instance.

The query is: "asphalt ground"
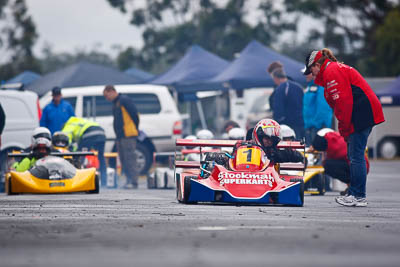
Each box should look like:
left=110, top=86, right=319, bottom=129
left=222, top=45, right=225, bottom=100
left=0, top=160, right=399, bottom=267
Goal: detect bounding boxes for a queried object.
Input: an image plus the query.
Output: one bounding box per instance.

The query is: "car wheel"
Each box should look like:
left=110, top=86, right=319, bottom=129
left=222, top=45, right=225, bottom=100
left=135, top=142, right=153, bottom=175
left=290, top=178, right=304, bottom=206
left=88, top=174, right=100, bottom=194
left=378, top=138, right=398, bottom=159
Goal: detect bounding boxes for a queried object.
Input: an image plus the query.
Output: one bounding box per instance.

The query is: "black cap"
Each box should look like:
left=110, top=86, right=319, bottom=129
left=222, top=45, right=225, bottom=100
left=312, top=135, right=327, bottom=151
left=52, top=86, right=62, bottom=96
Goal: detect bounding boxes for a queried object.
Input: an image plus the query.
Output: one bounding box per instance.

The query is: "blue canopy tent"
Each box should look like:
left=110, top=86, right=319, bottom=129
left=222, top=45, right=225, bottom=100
left=201, top=40, right=306, bottom=91
left=376, top=76, right=400, bottom=105
left=5, top=71, right=41, bottom=86
left=148, top=45, right=230, bottom=98
left=124, top=67, right=154, bottom=82
left=148, top=45, right=230, bottom=131
left=25, top=61, right=139, bottom=96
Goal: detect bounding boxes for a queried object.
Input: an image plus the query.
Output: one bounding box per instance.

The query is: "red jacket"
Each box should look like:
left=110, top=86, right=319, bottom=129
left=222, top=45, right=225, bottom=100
left=315, top=60, right=384, bottom=139
left=324, top=132, right=370, bottom=173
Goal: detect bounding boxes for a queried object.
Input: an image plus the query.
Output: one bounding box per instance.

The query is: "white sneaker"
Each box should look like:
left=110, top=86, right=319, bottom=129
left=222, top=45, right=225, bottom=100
left=335, top=195, right=368, bottom=207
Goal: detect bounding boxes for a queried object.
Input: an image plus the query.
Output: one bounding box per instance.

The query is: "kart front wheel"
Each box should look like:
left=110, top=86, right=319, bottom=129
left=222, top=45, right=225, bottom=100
left=88, top=174, right=100, bottom=194
left=7, top=177, right=16, bottom=195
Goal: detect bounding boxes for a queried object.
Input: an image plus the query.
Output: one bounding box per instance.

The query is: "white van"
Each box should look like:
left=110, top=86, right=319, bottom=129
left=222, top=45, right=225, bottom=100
left=40, top=84, right=182, bottom=174
left=0, top=89, right=40, bottom=189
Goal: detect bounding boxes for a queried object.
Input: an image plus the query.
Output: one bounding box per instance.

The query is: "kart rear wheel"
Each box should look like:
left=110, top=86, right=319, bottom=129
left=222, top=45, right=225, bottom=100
left=183, top=176, right=196, bottom=204
left=316, top=174, right=325, bottom=195
left=88, top=174, right=100, bottom=194
left=176, top=174, right=183, bottom=203
left=290, top=178, right=304, bottom=206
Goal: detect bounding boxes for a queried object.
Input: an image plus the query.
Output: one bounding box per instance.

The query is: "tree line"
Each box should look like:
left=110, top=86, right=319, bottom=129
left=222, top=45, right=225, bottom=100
left=1, top=0, right=399, bottom=82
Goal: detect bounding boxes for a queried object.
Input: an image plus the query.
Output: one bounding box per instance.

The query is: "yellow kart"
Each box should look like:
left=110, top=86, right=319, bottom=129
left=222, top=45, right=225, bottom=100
left=6, top=152, right=99, bottom=195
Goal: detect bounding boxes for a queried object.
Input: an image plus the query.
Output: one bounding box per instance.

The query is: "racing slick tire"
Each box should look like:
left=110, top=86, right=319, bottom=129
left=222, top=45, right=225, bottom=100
left=290, top=178, right=304, bottom=206
left=7, top=177, right=16, bottom=195
left=316, top=174, right=325, bottom=196
left=183, top=176, right=196, bottom=204
left=88, top=174, right=100, bottom=194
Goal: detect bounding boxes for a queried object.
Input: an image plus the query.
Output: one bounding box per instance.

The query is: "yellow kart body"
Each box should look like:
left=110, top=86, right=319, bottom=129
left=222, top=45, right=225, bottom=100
left=302, top=165, right=325, bottom=195
left=5, top=168, right=98, bottom=194
left=5, top=153, right=99, bottom=195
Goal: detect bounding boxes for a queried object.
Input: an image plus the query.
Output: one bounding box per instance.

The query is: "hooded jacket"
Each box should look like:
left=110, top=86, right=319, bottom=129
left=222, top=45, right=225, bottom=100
left=314, top=60, right=384, bottom=138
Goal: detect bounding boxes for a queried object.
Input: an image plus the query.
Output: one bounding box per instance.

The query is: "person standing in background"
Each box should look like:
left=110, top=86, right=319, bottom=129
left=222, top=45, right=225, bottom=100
left=267, top=62, right=305, bottom=140
left=303, top=72, right=333, bottom=146
left=62, top=117, right=107, bottom=187
left=0, top=103, right=5, bottom=149
left=40, top=87, right=75, bottom=134
left=303, top=48, right=384, bottom=207
left=103, top=85, right=140, bottom=189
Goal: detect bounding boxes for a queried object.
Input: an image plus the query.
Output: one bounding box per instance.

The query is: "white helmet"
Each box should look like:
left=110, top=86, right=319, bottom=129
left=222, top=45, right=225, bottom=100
left=280, top=124, right=296, bottom=140
left=228, top=127, right=246, bottom=140
left=196, top=129, right=214, bottom=140
left=184, top=135, right=197, bottom=140
left=317, top=128, right=334, bottom=137
left=31, top=127, right=51, bottom=144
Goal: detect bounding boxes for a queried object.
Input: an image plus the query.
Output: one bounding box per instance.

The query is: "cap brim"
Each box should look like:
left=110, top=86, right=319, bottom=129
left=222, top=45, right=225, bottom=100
left=303, top=67, right=311, bottom=75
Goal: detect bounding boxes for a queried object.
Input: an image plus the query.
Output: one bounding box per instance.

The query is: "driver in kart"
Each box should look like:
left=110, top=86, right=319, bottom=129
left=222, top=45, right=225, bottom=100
left=206, top=119, right=304, bottom=166
left=251, top=119, right=304, bottom=164
left=13, top=137, right=52, bottom=172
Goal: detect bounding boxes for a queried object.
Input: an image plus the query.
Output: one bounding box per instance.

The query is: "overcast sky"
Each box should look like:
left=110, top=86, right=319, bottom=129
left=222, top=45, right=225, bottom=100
left=26, top=0, right=144, bottom=58
left=25, top=0, right=315, bottom=60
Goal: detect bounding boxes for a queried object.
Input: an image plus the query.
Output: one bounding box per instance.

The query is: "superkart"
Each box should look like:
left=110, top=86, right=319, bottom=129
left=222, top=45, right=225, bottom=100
left=174, top=139, right=306, bottom=206
left=5, top=151, right=99, bottom=194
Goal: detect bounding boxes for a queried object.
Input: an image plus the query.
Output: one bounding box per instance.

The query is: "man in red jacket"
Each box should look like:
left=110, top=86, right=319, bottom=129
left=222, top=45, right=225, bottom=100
left=310, top=128, right=370, bottom=195
left=303, top=48, right=384, bottom=207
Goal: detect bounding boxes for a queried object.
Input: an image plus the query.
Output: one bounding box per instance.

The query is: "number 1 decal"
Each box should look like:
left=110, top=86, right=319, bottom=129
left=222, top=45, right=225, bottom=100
left=243, top=149, right=252, bottom=162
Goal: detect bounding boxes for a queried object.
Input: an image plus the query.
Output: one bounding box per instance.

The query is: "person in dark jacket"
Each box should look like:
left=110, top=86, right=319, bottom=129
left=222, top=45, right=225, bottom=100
left=103, top=85, right=140, bottom=189
left=303, top=48, right=384, bottom=207
left=40, top=87, right=75, bottom=134
left=0, top=103, right=5, bottom=149
left=267, top=63, right=305, bottom=140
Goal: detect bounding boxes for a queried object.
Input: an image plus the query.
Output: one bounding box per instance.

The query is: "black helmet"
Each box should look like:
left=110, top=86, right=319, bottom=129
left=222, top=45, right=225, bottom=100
left=52, top=131, right=69, bottom=148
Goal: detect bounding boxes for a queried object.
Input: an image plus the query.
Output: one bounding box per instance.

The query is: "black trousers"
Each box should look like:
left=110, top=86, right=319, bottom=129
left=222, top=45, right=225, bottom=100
left=323, top=159, right=350, bottom=184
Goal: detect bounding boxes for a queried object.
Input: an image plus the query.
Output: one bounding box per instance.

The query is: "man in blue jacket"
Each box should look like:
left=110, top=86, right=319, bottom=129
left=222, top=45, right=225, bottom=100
left=268, top=64, right=305, bottom=140
left=103, top=85, right=140, bottom=189
left=40, top=87, right=75, bottom=134
left=303, top=73, right=333, bottom=146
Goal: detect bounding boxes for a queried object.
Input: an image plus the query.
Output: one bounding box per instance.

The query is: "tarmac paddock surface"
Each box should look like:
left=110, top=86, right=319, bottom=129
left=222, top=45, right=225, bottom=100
left=1, top=160, right=400, bottom=267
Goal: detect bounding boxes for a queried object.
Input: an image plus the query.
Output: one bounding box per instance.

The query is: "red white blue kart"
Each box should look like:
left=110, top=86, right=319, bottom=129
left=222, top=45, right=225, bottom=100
left=175, top=139, right=305, bottom=206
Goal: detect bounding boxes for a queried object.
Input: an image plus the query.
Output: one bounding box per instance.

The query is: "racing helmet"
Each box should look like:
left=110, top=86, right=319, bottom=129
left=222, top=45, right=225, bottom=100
left=228, top=127, right=246, bottom=140
left=196, top=129, right=214, bottom=140
left=184, top=135, right=197, bottom=140
left=52, top=131, right=69, bottom=148
left=280, top=124, right=296, bottom=141
left=31, top=127, right=51, bottom=143
left=32, top=137, right=52, bottom=158
left=252, top=119, right=281, bottom=148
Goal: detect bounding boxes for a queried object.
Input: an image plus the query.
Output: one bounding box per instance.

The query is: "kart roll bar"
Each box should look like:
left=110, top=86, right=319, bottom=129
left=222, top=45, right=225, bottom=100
left=176, top=139, right=305, bottom=149
left=8, top=152, right=95, bottom=158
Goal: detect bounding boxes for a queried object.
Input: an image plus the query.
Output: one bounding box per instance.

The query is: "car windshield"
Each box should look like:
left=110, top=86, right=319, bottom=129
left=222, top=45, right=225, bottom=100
left=250, top=96, right=270, bottom=113
left=30, top=156, right=76, bottom=180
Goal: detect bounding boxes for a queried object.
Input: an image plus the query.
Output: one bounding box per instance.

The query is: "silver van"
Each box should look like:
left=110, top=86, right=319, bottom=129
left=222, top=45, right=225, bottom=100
left=40, top=84, right=182, bottom=174
left=0, top=89, right=40, bottom=189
